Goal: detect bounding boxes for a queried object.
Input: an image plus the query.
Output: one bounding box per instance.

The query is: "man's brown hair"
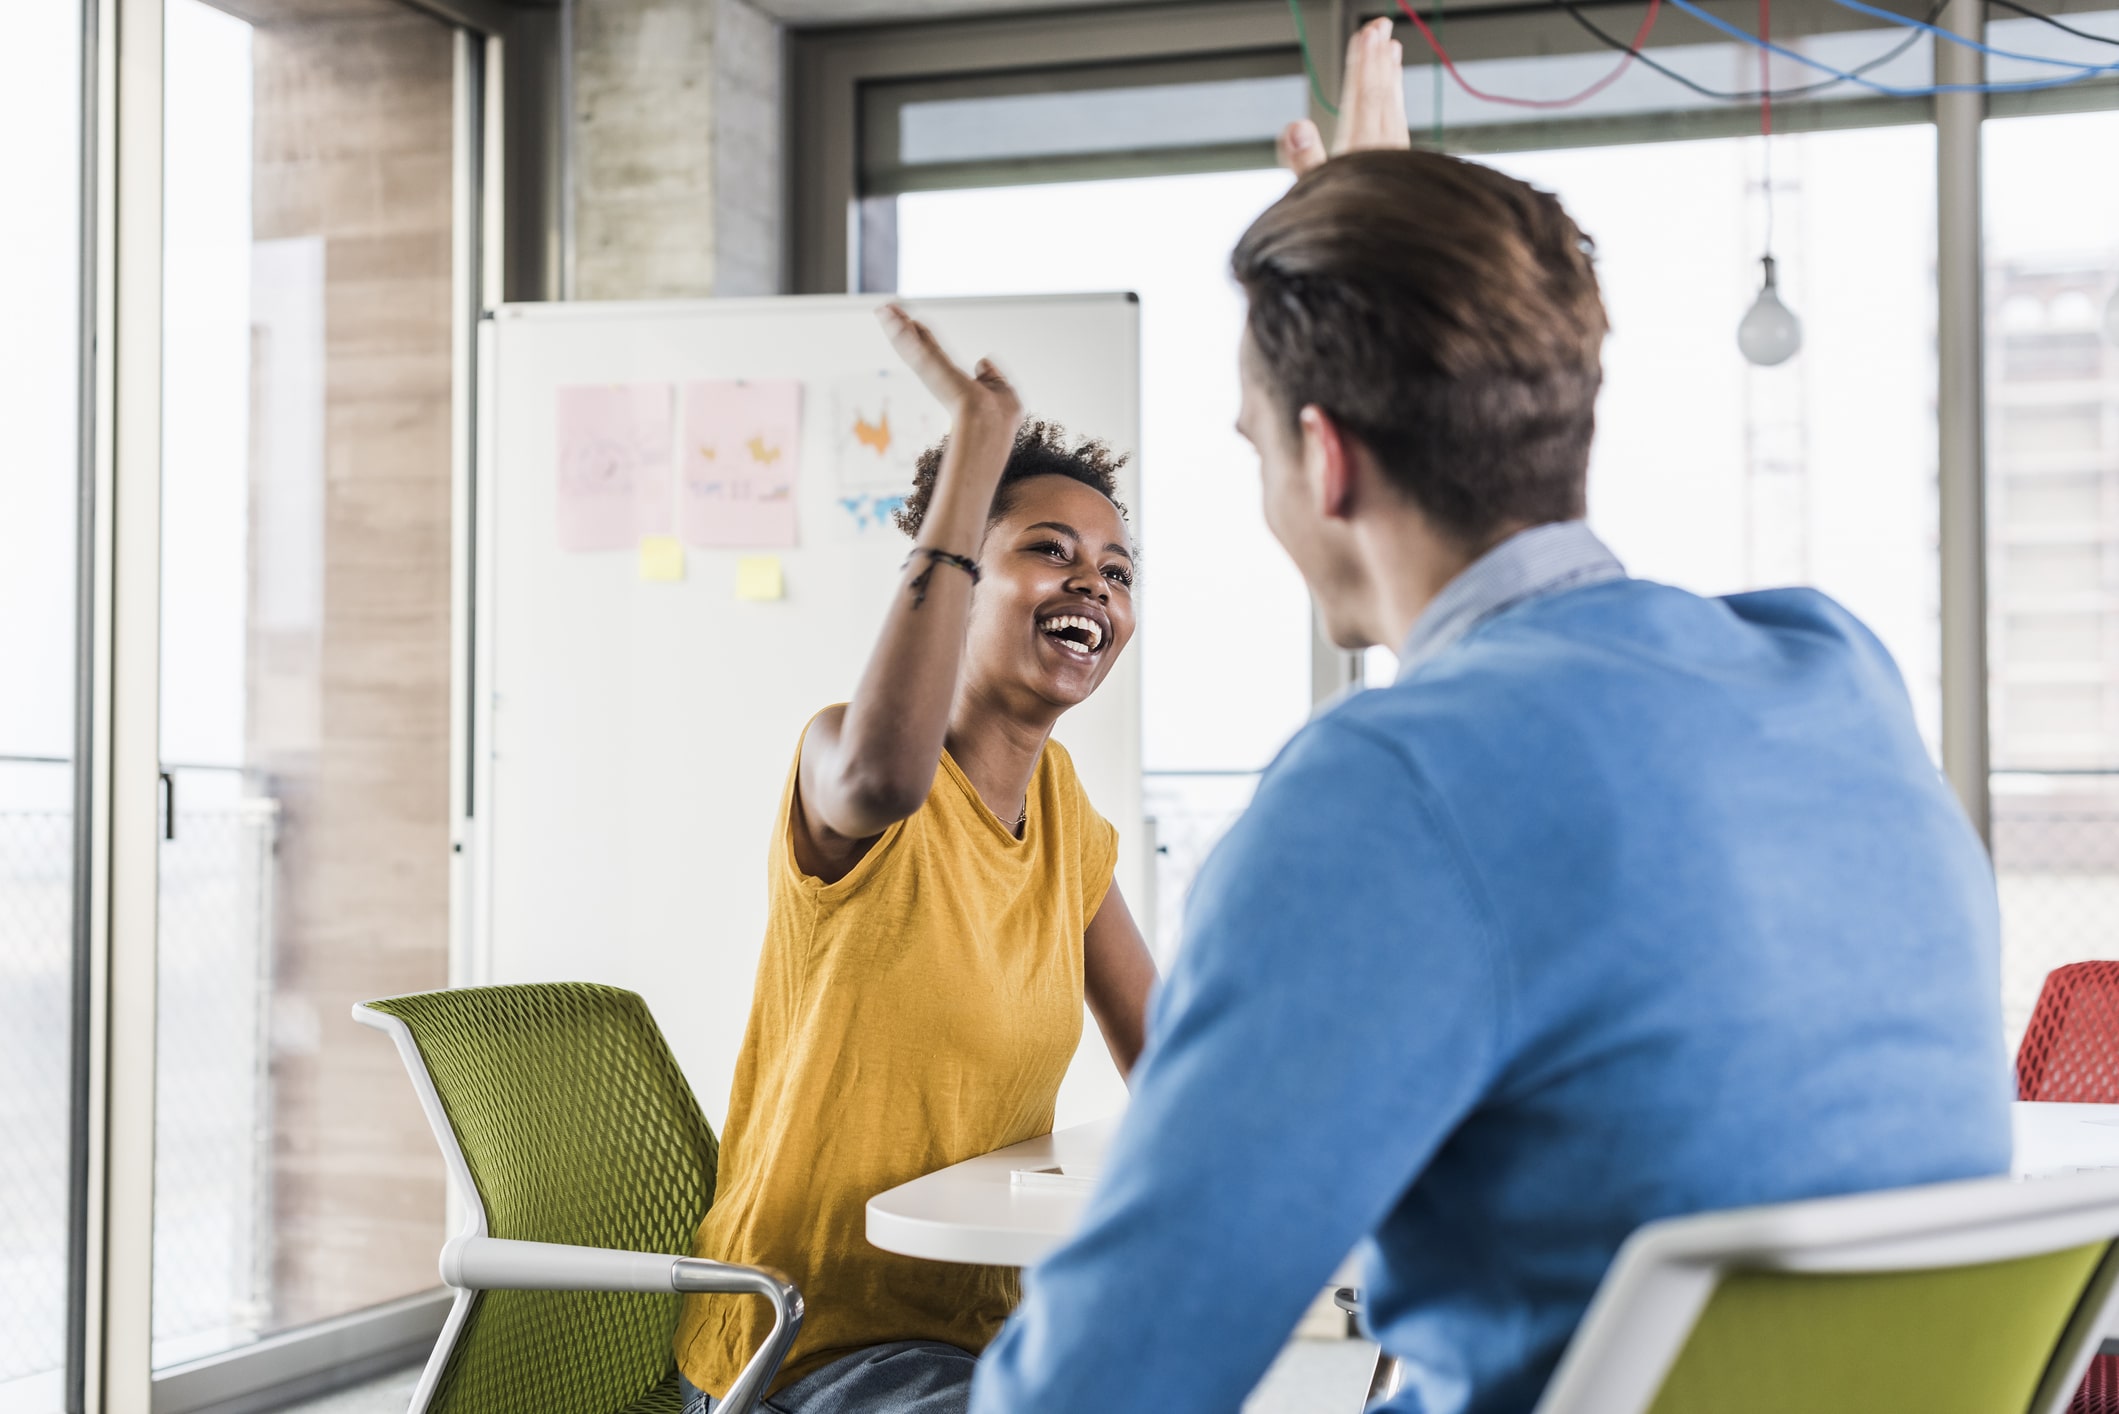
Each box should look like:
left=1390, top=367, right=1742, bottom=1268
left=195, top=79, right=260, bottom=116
left=1231, top=149, right=1607, bottom=542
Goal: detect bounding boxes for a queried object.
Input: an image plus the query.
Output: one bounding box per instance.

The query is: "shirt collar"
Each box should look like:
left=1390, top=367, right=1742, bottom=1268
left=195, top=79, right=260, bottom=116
left=1397, top=520, right=1626, bottom=680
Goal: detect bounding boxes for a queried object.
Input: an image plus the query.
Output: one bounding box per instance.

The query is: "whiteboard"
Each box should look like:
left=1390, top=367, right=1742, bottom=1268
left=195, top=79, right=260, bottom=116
left=471, top=294, right=1143, bottom=1132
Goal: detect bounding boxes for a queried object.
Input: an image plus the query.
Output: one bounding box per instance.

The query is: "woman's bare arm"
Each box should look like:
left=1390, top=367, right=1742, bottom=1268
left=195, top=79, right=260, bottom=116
left=793, top=307, right=1024, bottom=882
left=1085, top=882, right=1158, bottom=1078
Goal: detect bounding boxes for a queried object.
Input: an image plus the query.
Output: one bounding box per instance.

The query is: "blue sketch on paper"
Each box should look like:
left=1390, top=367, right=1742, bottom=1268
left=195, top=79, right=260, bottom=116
left=838, top=494, right=908, bottom=533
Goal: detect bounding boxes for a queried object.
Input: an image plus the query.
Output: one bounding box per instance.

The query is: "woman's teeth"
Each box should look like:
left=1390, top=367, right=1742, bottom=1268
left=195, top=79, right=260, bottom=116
left=1040, top=614, right=1103, bottom=654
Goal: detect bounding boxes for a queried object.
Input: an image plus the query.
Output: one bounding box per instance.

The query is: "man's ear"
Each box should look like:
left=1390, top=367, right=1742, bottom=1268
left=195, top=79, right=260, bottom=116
left=1297, top=403, right=1358, bottom=523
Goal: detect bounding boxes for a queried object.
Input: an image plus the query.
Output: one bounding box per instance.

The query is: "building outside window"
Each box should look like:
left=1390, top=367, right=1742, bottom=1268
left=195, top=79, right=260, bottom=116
left=1984, top=106, right=2119, bottom=1046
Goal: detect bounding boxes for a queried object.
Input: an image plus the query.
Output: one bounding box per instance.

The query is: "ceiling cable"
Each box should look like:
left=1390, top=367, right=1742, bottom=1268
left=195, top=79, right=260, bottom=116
left=1548, top=0, right=1945, bottom=101
left=1984, top=0, right=2119, bottom=46
left=1825, top=0, right=2119, bottom=70
left=1663, top=0, right=2119, bottom=95
left=1394, top=0, right=1668, bottom=109
left=1291, top=0, right=2119, bottom=117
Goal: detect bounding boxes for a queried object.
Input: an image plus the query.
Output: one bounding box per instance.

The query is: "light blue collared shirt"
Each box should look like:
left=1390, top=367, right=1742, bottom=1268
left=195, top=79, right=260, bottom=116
left=1398, top=520, right=1627, bottom=679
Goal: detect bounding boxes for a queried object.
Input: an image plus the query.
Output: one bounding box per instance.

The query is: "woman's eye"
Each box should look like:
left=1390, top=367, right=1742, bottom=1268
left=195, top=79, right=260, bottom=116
left=1029, top=541, right=1067, bottom=559
left=1103, top=566, right=1133, bottom=587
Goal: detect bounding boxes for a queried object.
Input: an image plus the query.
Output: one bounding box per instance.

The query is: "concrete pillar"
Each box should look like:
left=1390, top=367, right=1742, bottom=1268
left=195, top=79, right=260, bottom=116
left=569, top=0, right=783, bottom=300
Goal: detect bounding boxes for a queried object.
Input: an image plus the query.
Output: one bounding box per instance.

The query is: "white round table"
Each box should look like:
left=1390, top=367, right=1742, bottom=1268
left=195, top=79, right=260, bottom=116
left=867, top=1103, right=2119, bottom=1273
left=866, top=1116, right=1120, bottom=1268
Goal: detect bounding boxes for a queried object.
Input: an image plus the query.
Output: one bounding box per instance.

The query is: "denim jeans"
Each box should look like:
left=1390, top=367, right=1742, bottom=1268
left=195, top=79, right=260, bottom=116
left=679, top=1342, right=976, bottom=1414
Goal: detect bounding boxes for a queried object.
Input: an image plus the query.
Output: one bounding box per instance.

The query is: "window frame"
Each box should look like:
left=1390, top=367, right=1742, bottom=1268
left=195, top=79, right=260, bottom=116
left=792, top=0, right=2119, bottom=836
left=74, top=0, right=547, bottom=1410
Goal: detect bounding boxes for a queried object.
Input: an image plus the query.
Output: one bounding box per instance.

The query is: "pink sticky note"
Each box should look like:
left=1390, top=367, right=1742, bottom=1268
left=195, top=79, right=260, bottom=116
left=680, top=379, right=801, bottom=550
left=555, top=383, right=675, bottom=551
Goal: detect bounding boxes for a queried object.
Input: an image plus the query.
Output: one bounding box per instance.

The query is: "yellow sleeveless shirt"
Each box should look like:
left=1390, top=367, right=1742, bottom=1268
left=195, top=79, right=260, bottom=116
left=675, top=720, right=1117, bottom=1397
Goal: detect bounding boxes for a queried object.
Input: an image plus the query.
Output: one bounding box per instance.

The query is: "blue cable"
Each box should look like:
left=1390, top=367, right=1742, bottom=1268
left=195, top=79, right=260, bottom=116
left=1826, top=0, right=2114, bottom=71
left=1662, top=0, right=2119, bottom=95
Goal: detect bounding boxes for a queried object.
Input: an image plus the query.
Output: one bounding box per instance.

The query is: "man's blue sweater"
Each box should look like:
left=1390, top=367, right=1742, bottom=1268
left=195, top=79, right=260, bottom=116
left=972, top=573, right=2012, bottom=1414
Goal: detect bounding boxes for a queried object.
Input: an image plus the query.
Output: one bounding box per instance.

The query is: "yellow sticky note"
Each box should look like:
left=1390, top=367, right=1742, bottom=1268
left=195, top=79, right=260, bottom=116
left=736, top=555, right=784, bottom=601
left=639, top=536, right=684, bottom=582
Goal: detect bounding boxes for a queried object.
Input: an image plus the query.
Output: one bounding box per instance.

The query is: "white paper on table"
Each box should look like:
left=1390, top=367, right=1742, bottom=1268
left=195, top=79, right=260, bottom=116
left=1010, top=1163, right=1102, bottom=1192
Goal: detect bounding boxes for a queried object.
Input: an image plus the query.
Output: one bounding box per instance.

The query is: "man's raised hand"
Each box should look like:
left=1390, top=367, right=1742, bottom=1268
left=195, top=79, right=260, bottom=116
left=1278, top=16, right=1413, bottom=178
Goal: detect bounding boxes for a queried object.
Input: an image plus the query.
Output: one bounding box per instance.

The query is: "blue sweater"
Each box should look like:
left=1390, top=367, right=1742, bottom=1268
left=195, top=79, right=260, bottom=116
left=971, top=578, right=2012, bottom=1414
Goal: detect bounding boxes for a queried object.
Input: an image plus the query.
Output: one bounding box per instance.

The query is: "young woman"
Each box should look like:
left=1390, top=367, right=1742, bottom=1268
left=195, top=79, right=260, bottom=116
left=675, top=305, right=1157, bottom=1414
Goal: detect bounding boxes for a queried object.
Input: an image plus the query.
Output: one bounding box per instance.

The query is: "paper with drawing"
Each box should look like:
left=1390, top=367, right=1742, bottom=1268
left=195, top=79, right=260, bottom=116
left=681, top=379, right=802, bottom=549
left=554, top=382, right=675, bottom=551
left=830, top=369, right=950, bottom=535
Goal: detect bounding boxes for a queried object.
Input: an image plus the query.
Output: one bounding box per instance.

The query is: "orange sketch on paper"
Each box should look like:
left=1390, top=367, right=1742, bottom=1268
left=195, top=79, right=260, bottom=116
left=852, top=410, right=893, bottom=457
left=831, top=371, right=948, bottom=531
left=679, top=379, right=801, bottom=550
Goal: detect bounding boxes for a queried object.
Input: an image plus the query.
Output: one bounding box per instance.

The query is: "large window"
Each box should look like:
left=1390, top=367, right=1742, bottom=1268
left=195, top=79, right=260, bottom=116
left=0, top=3, right=85, bottom=1408
left=1479, top=125, right=1942, bottom=747
left=1984, top=105, right=2119, bottom=1047
left=154, top=0, right=456, bottom=1372
left=900, top=169, right=1310, bottom=956
left=860, top=2, right=2119, bottom=1016
left=897, top=122, right=1942, bottom=948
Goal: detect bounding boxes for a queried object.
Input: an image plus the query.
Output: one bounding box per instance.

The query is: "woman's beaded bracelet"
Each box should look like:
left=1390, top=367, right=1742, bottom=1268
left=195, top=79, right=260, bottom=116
left=903, top=547, right=980, bottom=607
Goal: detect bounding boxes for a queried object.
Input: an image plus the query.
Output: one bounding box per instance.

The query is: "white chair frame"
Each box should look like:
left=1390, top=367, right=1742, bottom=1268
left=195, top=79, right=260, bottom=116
left=1530, top=1169, right=2119, bottom=1414
left=353, top=1003, right=803, bottom=1414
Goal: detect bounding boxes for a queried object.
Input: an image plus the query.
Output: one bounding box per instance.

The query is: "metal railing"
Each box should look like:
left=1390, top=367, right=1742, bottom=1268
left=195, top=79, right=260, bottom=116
left=1143, top=770, right=1262, bottom=965
left=150, top=770, right=279, bottom=1367
left=0, top=756, right=280, bottom=1383
left=0, top=772, right=76, bottom=1389
left=1993, top=769, right=2119, bottom=1053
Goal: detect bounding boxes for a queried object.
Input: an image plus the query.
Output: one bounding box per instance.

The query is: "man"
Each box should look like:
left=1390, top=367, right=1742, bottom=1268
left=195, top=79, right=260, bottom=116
left=968, top=20, right=2010, bottom=1414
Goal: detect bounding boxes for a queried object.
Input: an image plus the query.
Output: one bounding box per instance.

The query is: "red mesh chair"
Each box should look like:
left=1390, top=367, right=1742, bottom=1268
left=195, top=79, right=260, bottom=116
left=2019, top=961, right=2119, bottom=1414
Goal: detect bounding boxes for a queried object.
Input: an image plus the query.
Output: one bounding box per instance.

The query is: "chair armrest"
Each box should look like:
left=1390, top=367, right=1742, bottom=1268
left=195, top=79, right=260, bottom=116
left=442, top=1234, right=683, bottom=1292
left=440, top=1237, right=804, bottom=1414
left=675, top=1256, right=806, bottom=1414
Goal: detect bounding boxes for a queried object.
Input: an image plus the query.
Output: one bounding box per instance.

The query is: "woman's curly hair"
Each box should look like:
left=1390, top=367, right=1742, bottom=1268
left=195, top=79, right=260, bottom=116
left=892, top=418, right=1131, bottom=539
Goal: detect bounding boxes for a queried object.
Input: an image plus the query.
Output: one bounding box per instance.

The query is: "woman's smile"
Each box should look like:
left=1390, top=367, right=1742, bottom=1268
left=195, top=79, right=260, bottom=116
left=1036, top=605, right=1109, bottom=656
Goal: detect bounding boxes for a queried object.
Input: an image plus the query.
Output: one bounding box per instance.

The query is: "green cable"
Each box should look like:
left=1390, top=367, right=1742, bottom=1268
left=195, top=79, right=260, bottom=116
left=1432, top=0, right=1446, bottom=144
left=1287, top=0, right=1342, bottom=117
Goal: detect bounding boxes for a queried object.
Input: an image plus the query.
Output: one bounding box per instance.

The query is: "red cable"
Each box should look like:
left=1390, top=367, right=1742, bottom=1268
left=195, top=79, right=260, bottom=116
left=1395, top=0, right=1664, bottom=110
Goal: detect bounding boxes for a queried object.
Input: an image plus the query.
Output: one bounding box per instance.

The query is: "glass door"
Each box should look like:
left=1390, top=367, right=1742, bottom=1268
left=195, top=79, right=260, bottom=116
left=154, top=0, right=458, bottom=1369
left=0, top=2, right=87, bottom=1408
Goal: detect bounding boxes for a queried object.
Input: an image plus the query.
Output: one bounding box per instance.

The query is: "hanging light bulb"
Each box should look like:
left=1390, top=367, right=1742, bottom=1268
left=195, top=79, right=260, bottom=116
left=1738, top=255, right=1803, bottom=367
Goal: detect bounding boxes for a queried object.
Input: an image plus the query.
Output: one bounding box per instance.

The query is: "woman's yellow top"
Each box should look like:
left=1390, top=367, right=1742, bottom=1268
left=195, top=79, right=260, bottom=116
left=675, top=722, right=1117, bottom=1397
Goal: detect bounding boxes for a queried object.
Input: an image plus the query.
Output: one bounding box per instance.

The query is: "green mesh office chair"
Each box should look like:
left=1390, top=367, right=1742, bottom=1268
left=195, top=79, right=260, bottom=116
left=1338, top=1170, right=2119, bottom=1412
left=353, top=983, right=801, bottom=1414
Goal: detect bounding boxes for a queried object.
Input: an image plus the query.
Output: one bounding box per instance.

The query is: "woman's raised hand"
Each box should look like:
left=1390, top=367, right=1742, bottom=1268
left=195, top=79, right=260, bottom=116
left=1278, top=16, right=1412, bottom=177
left=876, top=303, right=1023, bottom=446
